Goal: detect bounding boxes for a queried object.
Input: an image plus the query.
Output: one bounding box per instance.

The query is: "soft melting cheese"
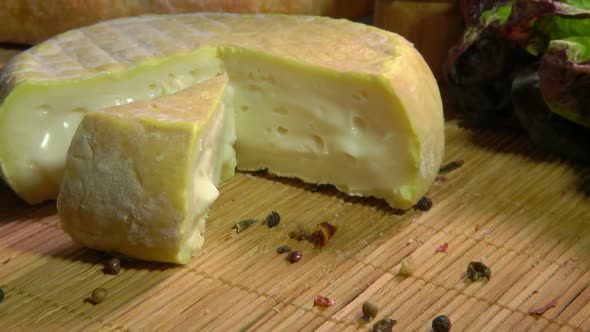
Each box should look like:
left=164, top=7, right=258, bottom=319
left=0, top=13, right=444, bottom=210
left=57, top=75, right=233, bottom=263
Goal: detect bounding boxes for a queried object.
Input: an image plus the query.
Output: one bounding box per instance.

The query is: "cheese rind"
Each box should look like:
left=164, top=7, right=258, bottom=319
left=0, top=13, right=444, bottom=209
left=57, top=75, right=233, bottom=263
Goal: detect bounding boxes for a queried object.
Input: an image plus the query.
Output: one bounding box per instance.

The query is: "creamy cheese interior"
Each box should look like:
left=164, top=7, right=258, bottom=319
left=223, top=49, right=416, bottom=204
left=182, top=97, right=229, bottom=262
left=2, top=46, right=419, bottom=207
left=0, top=47, right=222, bottom=203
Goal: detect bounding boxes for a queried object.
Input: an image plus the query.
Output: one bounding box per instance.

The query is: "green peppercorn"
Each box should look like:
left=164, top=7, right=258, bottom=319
left=276, top=245, right=291, bottom=254
left=399, top=257, right=416, bottom=277
left=90, top=287, right=108, bottom=304
left=362, top=301, right=379, bottom=321
left=233, top=219, right=258, bottom=233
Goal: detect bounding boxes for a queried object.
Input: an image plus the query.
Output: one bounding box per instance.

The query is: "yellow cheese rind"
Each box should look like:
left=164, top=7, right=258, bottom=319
left=57, top=75, right=231, bottom=264
left=0, top=13, right=444, bottom=209
left=381, top=34, right=445, bottom=203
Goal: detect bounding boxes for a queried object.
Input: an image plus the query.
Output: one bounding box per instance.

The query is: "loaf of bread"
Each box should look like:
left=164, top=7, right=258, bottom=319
left=0, top=0, right=373, bottom=44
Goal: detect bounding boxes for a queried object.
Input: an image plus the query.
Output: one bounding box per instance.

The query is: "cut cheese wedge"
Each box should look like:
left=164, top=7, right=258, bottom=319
left=57, top=74, right=234, bottom=264
left=0, top=13, right=444, bottom=210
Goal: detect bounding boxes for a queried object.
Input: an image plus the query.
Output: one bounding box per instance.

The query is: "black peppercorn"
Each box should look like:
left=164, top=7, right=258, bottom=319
left=266, top=211, right=281, bottom=228
left=466, top=261, right=492, bottom=281
left=372, top=318, right=397, bottom=332
left=432, top=315, right=451, bottom=332
left=104, top=258, right=120, bottom=275
left=415, top=197, right=433, bottom=211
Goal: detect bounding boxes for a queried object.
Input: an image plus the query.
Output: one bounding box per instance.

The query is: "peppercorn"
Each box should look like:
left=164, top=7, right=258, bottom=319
left=0, top=288, right=4, bottom=303
left=466, top=261, right=492, bottom=281
left=104, top=258, right=120, bottom=275
left=266, top=211, right=281, bottom=228
left=310, top=222, right=337, bottom=248
left=439, top=160, right=464, bottom=174
left=372, top=318, right=397, bottom=332
left=313, top=295, right=335, bottom=307
left=276, top=245, right=291, bottom=254
left=415, top=197, right=433, bottom=211
left=286, top=250, right=302, bottom=263
left=233, top=219, right=258, bottom=233
left=90, top=287, right=108, bottom=304
left=399, top=257, right=416, bottom=277
left=432, top=315, right=451, bottom=332
left=362, top=301, right=379, bottom=321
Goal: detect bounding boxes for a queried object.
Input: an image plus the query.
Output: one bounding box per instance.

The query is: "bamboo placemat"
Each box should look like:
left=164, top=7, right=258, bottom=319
left=1, top=119, right=589, bottom=331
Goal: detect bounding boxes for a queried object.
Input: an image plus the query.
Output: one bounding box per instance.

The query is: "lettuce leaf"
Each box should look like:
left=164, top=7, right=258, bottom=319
left=540, top=37, right=590, bottom=128
left=447, top=0, right=590, bottom=161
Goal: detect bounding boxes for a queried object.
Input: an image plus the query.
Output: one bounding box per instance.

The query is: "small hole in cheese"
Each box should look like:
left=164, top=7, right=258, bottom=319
left=248, top=84, right=263, bottom=92
left=240, top=105, right=249, bottom=112
left=272, top=106, right=288, bottom=115
left=36, top=104, right=52, bottom=113
left=312, top=135, right=325, bottom=151
left=277, top=126, right=288, bottom=135
left=263, top=73, right=276, bottom=83
left=355, top=89, right=369, bottom=102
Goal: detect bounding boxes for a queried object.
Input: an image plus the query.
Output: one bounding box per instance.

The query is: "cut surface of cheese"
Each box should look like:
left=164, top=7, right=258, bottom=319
left=0, top=13, right=444, bottom=210
left=57, top=74, right=233, bottom=264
